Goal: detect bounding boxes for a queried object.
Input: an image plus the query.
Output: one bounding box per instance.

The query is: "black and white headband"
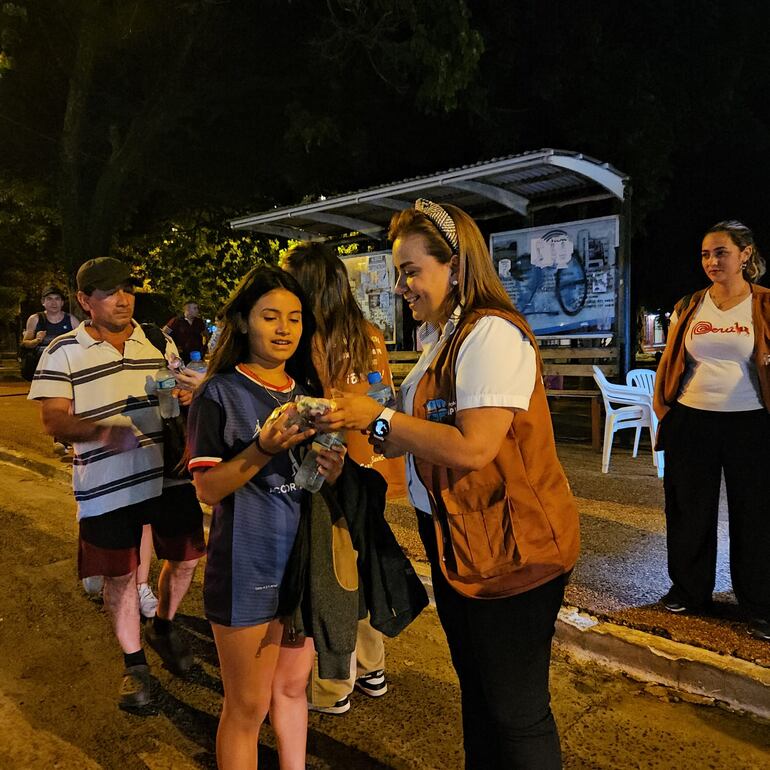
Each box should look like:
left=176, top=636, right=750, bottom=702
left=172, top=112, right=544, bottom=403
left=415, top=198, right=459, bottom=254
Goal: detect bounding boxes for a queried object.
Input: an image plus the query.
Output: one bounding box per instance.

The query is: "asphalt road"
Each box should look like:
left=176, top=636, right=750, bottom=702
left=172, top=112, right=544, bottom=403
left=2, top=457, right=769, bottom=769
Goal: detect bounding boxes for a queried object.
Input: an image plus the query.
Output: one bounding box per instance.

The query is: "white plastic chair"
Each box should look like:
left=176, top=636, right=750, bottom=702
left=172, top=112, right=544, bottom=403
left=626, top=368, right=664, bottom=476
left=592, top=365, right=659, bottom=476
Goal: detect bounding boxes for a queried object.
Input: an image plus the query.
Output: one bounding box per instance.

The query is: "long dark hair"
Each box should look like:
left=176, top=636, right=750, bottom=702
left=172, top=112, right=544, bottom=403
left=281, top=242, right=372, bottom=388
left=705, top=220, right=766, bottom=283
left=205, top=265, right=322, bottom=396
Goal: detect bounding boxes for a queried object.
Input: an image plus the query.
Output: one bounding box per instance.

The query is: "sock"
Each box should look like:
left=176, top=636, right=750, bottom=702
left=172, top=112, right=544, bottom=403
left=124, top=649, right=147, bottom=669
left=153, top=615, right=172, bottom=636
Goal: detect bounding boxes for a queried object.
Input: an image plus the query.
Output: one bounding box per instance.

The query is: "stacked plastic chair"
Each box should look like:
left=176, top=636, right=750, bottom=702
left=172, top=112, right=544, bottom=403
left=625, top=368, right=664, bottom=477
left=592, top=365, right=662, bottom=477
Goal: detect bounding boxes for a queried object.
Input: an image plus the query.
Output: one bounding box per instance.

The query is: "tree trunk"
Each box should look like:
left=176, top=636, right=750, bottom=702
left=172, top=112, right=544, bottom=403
left=59, top=2, right=104, bottom=277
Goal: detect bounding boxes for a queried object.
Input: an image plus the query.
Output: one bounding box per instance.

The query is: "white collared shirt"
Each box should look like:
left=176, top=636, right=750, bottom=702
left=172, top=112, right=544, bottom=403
left=399, top=308, right=536, bottom=512
left=28, top=321, right=178, bottom=519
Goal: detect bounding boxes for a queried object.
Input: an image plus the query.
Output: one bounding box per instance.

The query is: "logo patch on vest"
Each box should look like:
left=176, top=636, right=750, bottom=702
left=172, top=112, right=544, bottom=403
left=425, top=398, right=455, bottom=422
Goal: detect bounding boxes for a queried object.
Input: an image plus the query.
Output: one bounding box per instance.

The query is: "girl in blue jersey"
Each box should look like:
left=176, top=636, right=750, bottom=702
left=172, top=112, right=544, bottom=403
left=186, top=266, right=344, bottom=770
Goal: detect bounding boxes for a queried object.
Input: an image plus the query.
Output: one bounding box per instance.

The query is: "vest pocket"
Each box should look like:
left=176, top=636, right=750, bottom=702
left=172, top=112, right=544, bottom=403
left=442, top=486, right=520, bottom=579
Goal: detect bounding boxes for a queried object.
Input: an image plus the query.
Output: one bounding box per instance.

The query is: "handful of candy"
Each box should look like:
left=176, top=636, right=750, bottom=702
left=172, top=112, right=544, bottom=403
left=264, top=396, right=336, bottom=431
left=289, top=396, right=336, bottom=429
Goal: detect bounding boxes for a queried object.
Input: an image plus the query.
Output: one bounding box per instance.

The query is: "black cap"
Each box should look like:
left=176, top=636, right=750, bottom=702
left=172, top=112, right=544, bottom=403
left=76, top=257, right=133, bottom=293
left=41, top=284, right=64, bottom=299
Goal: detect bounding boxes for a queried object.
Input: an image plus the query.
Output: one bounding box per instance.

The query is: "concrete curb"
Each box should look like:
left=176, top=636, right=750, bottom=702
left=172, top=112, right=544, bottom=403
left=556, top=606, right=770, bottom=720
left=0, top=446, right=72, bottom=485
left=413, top=570, right=769, bottom=720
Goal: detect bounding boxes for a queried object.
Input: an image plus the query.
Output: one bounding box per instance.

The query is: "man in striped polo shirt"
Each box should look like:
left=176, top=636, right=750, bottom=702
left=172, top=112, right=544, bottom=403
left=28, top=257, right=205, bottom=711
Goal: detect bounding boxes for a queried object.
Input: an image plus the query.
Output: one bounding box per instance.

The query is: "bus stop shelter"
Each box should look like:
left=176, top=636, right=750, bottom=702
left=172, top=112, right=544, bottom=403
left=229, top=148, right=632, bottom=374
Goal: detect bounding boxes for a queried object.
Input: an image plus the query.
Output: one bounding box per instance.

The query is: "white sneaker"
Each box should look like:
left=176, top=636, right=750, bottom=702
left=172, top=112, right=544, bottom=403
left=82, top=576, right=104, bottom=596
left=137, top=583, right=158, bottom=618
left=355, top=669, right=388, bottom=697
left=308, top=695, right=351, bottom=715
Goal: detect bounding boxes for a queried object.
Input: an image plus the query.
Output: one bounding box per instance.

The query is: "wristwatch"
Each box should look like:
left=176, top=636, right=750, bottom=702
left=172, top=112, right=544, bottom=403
left=371, top=407, right=396, bottom=442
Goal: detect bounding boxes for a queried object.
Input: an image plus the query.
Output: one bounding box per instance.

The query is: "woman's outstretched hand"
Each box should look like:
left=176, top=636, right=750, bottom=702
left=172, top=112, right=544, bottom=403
left=318, top=395, right=383, bottom=432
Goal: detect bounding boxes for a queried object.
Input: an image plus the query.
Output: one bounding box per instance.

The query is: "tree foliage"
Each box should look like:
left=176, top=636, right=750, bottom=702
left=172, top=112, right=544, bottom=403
left=117, top=213, right=282, bottom=318
left=0, top=178, right=64, bottom=321
left=0, top=1, right=483, bottom=284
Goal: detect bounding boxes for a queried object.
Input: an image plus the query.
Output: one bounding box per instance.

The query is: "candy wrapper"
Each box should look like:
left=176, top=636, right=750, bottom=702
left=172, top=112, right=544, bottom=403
left=263, top=396, right=336, bottom=432
left=289, top=395, right=336, bottom=430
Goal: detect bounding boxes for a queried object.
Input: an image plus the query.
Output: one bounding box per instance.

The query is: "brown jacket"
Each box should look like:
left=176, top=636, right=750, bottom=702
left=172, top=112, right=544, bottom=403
left=654, top=285, right=770, bottom=418
left=412, top=308, right=580, bottom=598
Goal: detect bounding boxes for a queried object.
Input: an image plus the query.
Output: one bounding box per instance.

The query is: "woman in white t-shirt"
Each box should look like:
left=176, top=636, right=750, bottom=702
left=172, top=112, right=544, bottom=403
left=321, top=200, right=579, bottom=768
left=654, top=220, right=770, bottom=643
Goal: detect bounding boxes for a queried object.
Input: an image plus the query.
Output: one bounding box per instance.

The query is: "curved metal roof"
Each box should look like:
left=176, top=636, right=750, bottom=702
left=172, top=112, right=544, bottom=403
left=229, top=148, right=629, bottom=241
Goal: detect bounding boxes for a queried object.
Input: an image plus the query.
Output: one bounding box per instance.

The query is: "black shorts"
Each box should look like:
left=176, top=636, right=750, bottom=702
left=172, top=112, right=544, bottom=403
left=78, top=483, right=206, bottom=578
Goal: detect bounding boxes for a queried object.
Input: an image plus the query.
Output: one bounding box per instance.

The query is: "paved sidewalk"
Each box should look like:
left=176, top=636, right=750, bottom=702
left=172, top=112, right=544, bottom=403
left=3, top=379, right=768, bottom=718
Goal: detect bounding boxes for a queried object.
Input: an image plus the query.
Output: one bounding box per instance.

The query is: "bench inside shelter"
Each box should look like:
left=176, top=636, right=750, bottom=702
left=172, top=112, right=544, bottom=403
left=539, top=342, right=617, bottom=451
left=387, top=343, right=616, bottom=451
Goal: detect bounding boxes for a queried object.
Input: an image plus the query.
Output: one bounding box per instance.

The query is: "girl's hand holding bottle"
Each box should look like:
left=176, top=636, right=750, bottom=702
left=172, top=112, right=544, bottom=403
left=314, top=442, right=347, bottom=486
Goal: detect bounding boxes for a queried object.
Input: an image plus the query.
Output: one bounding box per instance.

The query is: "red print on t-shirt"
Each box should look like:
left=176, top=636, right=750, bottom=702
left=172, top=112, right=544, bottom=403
left=691, top=320, right=749, bottom=338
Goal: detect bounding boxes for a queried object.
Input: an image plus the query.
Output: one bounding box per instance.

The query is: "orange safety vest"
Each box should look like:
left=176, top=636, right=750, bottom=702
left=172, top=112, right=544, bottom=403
left=412, top=308, right=580, bottom=598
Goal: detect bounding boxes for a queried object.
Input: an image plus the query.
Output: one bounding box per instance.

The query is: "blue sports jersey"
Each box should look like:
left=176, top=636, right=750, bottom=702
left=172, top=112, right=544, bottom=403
left=187, top=365, right=307, bottom=626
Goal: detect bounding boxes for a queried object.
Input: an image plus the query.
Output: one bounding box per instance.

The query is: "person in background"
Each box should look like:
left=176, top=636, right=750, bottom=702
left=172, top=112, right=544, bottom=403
left=186, top=265, right=344, bottom=770
left=28, top=257, right=205, bottom=710
left=20, top=285, right=79, bottom=382
left=320, top=199, right=579, bottom=768
left=281, top=242, right=406, bottom=715
left=654, top=220, right=770, bottom=643
left=163, top=300, right=208, bottom=363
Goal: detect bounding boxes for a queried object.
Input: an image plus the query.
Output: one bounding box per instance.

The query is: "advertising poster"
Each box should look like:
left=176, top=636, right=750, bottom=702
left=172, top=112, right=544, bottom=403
left=341, top=251, right=396, bottom=343
left=489, top=215, right=619, bottom=335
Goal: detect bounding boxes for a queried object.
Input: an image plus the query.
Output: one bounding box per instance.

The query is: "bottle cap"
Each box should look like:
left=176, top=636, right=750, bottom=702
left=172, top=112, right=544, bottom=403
left=367, top=371, right=383, bottom=385
left=190, top=351, right=202, bottom=362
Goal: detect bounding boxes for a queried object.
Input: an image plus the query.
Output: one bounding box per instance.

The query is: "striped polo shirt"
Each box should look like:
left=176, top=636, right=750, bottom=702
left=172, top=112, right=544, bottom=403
left=28, top=321, right=176, bottom=520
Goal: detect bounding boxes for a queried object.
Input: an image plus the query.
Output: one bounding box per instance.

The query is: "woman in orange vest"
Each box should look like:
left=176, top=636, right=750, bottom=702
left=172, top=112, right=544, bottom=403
left=321, top=200, right=579, bottom=769
left=281, top=242, right=407, bottom=715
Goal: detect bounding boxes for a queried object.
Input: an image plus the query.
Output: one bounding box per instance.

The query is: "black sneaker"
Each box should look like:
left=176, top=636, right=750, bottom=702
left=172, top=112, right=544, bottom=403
left=355, top=669, right=388, bottom=697
left=308, top=695, right=351, bottom=715
left=145, top=624, right=193, bottom=675
left=119, top=664, right=151, bottom=710
left=660, top=590, right=697, bottom=613
left=749, top=618, right=770, bottom=642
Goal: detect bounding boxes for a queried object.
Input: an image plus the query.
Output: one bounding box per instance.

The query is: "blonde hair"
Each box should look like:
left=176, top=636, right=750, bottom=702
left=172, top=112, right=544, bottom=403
left=388, top=202, right=530, bottom=330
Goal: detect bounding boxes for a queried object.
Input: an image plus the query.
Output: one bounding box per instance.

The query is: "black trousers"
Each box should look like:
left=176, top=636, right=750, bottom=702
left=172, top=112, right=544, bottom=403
left=417, top=511, right=564, bottom=770
left=662, top=404, right=770, bottom=618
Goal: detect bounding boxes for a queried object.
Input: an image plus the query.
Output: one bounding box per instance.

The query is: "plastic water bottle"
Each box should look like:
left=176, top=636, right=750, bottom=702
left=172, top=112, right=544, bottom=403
left=294, top=432, right=345, bottom=492
left=367, top=371, right=395, bottom=407
left=187, top=350, right=207, bottom=374
left=155, top=367, right=180, bottom=418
